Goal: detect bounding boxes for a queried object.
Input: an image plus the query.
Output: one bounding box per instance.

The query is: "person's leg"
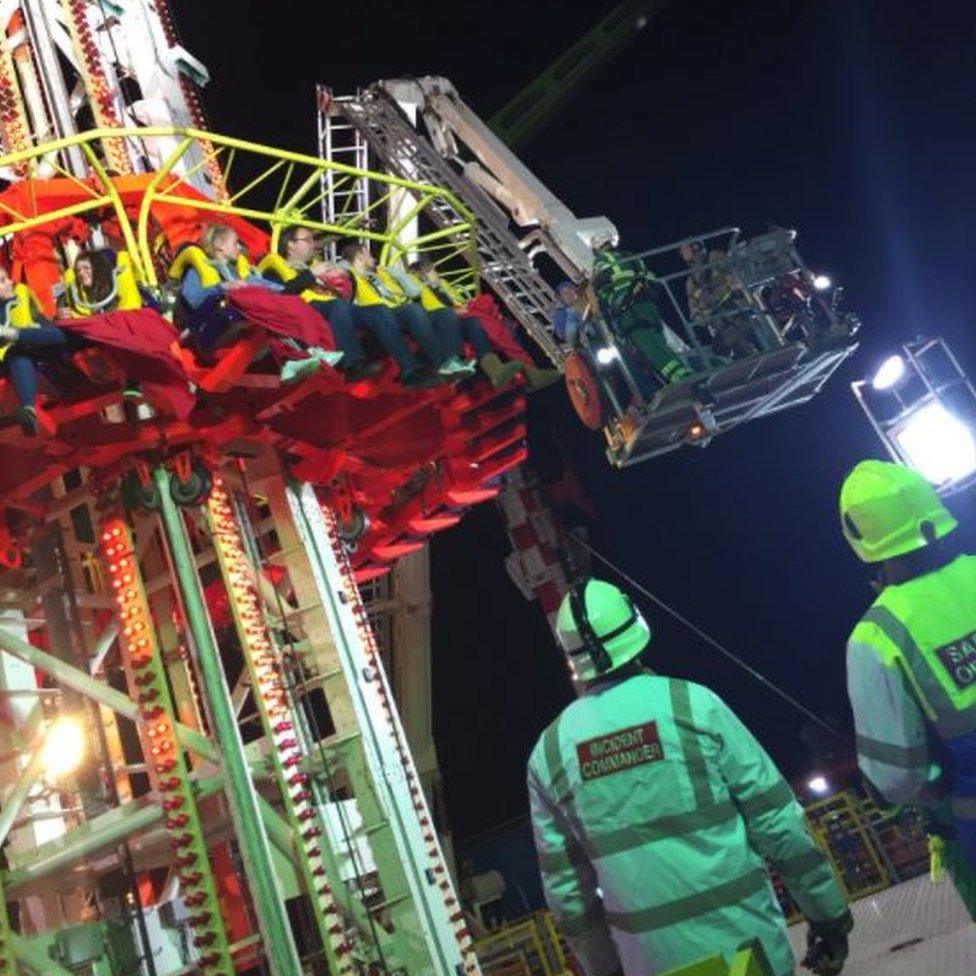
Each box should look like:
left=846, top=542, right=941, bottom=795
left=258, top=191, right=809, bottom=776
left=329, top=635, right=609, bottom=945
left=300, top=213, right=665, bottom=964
left=625, top=323, right=691, bottom=384
left=312, top=299, right=366, bottom=363
left=6, top=354, right=37, bottom=407
left=352, top=304, right=436, bottom=385
left=13, top=324, right=68, bottom=351
left=458, top=315, right=493, bottom=359
left=392, top=303, right=439, bottom=364
left=428, top=306, right=465, bottom=361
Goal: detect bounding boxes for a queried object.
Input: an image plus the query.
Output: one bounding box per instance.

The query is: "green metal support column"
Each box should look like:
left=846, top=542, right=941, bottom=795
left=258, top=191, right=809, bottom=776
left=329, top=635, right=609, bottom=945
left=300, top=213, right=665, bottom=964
left=153, top=466, right=304, bottom=976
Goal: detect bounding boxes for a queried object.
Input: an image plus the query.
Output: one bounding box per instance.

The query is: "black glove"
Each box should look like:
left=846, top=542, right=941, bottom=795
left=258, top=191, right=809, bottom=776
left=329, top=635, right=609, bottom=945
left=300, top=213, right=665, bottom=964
left=801, top=910, right=853, bottom=975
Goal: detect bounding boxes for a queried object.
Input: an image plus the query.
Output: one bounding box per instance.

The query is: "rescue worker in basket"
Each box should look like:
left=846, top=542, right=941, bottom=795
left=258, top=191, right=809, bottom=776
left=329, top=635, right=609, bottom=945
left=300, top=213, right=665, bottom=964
left=528, top=577, right=852, bottom=976
left=590, top=235, right=692, bottom=391
left=840, top=459, right=976, bottom=915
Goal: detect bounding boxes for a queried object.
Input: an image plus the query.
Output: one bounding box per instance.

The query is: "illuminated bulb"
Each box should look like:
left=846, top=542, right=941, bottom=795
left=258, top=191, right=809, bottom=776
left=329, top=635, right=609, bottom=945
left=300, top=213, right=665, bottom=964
left=595, top=346, right=619, bottom=366
left=808, top=775, right=830, bottom=795
left=41, top=717, right=85, bottom=778
left=871, top=355, right=906, bottom=391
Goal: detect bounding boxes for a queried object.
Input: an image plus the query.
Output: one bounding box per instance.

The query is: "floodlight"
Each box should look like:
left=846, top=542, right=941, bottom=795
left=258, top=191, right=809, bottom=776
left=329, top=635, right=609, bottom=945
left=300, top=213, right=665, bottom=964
left=812, top=274, right=832, bottom=291
left=595, top=346, right=619, bottom=366
left=807, top=775, right=830, bottom=795
left=871, top=355, right=906, bottom=391
left=41, top=717, right=85, bottom=777
left=892, top=402, right=976, bottom=487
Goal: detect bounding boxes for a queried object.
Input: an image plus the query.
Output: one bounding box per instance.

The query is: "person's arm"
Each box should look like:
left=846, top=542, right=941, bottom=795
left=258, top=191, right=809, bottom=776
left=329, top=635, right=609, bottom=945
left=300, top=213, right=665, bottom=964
left=270, top=267, right=317, bottom=295
left=243, top=271, right=284, bottom=292
left=847, top=623, right=941, bottom=806
left=180, top=268, right=222, bottom=309
left=700, top=685, right=848, bottom=925
left=528, top=761, right=621, bottom=976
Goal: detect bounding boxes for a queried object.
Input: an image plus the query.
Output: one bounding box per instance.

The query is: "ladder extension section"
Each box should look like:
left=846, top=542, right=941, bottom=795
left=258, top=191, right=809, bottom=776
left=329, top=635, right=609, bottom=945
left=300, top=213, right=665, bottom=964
left=98, top=516, right=235, bottom=976
left=265, top=479, right=480, bottom=976
left=330, top=91, right=562, bottom=365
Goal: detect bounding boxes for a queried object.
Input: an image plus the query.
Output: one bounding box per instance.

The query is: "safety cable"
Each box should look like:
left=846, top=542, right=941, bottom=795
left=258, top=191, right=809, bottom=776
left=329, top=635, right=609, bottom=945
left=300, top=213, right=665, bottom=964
left=565, top=530, right=849, bottom=741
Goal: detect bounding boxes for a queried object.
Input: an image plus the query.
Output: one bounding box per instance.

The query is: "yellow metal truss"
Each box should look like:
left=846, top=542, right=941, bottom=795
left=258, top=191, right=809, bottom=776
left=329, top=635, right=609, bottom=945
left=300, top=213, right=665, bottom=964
left=0, top=126, right=480, bottom=296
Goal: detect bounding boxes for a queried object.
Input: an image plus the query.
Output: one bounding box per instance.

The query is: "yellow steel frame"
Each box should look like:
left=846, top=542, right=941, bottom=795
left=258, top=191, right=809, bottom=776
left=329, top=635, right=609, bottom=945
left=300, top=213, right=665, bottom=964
left=0, top=127, right=480, bottom=295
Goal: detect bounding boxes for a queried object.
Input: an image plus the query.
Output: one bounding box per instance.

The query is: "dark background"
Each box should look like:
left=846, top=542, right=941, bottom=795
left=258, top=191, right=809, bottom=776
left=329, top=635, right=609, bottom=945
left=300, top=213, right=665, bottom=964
left=171, top=0, right=976, bottom=841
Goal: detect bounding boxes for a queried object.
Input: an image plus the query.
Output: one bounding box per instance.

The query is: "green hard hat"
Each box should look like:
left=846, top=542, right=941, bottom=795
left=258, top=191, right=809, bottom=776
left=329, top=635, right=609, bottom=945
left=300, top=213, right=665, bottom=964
left=555, top=578, right=651, bottom=684
left=840, top=459, right=957, bottom=563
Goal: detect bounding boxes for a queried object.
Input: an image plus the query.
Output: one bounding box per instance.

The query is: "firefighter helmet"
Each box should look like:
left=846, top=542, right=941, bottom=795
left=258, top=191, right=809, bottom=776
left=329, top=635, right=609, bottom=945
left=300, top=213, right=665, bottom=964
left=555, top=578, right=651, bottom=684
left=840, top=459, right=957, bottom=563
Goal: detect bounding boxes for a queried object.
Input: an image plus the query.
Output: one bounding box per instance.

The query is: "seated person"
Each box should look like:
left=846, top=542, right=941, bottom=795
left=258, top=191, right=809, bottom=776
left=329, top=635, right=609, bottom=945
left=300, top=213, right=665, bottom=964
left=259, top=226, right=381, bottom=382
left=408, top=258, right=559, bottom=391
left=0, top=267, right=67, bottom=436
left=62, top=248, right=148, bottom=316
left=680, top=241, right=776, bottom=358
left=553, top=280, right=589, bottom=346
left=175, top=223, right=341, bottom=378
left=339, top=242, right=474, bottom=384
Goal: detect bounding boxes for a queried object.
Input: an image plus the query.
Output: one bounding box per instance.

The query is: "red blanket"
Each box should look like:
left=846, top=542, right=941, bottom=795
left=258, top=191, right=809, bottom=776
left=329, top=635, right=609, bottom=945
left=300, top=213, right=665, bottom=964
left=56, top=308, right=195, bottom=419
left=463, top=293, right=533, bottom=367
left=227, top=288, right=336, bottom=349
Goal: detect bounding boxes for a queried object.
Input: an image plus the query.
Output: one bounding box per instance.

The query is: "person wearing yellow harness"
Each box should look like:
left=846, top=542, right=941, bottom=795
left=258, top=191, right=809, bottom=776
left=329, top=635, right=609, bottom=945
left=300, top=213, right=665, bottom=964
left=339, top=242, right=475, bottom=383
left=0, top=266, right=68, bottom=436
left=408, top=258, right=561, bottom=391
left=263, top=227, right=382, bottom=382
left=840, top=459, right=976, bottom=915
left=528, top=578, right=852, bottom=976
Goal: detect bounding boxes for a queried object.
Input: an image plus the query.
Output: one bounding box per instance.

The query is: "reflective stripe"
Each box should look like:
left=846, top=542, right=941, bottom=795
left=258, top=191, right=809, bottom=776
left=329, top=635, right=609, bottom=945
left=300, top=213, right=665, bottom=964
left=669, top=679, right=713, bottom=808
left=864, top=605, right=976, bottom=737
left=856, top=733, right=929, bottom=769
left=538, top=835, right=591, bottom=874
left=542, top=716, right=570, bottom=805
left=737, top=779, right=794, bottom=819
left=561, top=901, right=607, bottom=937
left=579, top=799, right=738, bottom=862
left=606, top=868, right=768, bottom=933
left=778, top=847, right=830, bottom=879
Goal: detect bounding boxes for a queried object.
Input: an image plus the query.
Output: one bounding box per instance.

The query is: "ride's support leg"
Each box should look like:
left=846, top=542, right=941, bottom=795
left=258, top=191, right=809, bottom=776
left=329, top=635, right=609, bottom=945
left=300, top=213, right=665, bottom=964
left=153, top=466, right=304, bottom=976
left=393, top=302, right=443, bottom=366
left=311, top=299, right=367, bottom=364
left=98, top=515, right=236, bottom=976
left=205, top=483, right=379, bottom=972
left=351, top=304, right=420, bottom=376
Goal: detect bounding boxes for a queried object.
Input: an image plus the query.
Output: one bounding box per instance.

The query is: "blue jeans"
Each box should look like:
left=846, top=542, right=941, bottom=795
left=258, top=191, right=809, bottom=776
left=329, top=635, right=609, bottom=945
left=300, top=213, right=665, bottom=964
left=351, top=304, right=420, bottom=374
left=392, top=303, right=443, bottom=366
left=427, top=307, right=464, bottom=361
left=308, top=298, right=366, bottom=363
left=4, top=325, right=68, bottom=407
left=458, top=314, right=492, bottom=359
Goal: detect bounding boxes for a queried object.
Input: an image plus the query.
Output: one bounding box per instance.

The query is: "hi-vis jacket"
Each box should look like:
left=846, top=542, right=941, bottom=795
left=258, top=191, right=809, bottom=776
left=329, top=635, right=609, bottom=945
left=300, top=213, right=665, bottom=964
left=847, top=554, right=976, bottom=860
left=527, top=673, right=845, bottom=976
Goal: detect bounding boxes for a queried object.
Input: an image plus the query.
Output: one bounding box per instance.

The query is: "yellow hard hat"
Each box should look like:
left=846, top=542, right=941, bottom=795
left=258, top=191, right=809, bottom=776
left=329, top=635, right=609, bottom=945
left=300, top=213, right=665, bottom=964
left=840, top=459, right=957, bottom=563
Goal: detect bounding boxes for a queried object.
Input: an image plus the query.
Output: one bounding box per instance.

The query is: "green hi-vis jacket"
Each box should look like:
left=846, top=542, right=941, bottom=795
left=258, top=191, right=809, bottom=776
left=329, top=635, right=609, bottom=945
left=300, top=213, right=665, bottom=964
left=847, top=554, right=976, bottom=829
left=527, top=674, right=844, bottom=976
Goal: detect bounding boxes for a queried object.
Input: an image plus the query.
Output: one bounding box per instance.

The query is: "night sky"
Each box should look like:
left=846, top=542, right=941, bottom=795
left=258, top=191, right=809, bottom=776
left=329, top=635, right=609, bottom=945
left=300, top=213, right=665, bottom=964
left=171, top=0, right=976, bottom=841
